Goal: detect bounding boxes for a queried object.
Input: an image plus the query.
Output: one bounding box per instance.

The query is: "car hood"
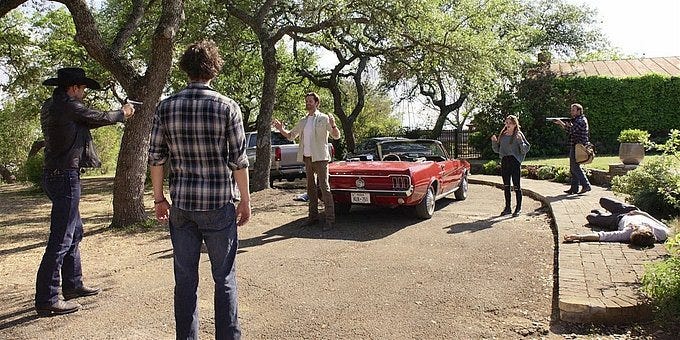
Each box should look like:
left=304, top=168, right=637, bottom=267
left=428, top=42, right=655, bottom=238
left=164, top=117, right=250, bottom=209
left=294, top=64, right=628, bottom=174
left=329, top=161, right=431, bottom=175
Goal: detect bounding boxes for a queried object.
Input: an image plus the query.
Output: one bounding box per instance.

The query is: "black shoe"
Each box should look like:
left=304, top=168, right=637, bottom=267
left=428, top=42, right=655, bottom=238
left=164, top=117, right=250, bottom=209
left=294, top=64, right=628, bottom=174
left=63, top=285, right=101, bottom=300
left=500, top=208, right=512, bottom=216
left=564, top=189, right=577, bottom=195
left=35, top=300, right=81, bottom=316
left=512, top=209, right=521, bottom=217
left=578, top=187, right=592, bottom=194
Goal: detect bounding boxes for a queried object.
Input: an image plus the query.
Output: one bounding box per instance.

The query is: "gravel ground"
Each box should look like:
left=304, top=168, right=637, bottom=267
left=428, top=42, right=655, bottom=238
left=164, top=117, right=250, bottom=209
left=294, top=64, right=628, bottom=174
left=0, top=179, right=675, bottom=339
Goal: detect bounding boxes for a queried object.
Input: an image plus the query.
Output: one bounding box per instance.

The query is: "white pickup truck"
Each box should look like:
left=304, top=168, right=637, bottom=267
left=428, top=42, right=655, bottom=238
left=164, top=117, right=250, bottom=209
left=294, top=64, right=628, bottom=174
left=245, top=131, right=335, bottom=185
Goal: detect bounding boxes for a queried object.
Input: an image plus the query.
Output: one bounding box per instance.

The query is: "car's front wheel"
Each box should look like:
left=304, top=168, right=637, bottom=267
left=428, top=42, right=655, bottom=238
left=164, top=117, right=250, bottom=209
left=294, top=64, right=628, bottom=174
left=415, top=186, right=435, bottom=219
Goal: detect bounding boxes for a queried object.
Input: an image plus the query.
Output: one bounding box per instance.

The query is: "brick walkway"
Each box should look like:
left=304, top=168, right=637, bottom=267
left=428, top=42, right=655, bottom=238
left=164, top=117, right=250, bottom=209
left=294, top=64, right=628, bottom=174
left=469, top=175, right=669, bottom=324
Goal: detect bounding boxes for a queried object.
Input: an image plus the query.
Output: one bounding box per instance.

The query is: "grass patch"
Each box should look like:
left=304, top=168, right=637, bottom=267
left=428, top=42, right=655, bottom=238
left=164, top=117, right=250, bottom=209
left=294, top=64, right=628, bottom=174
left=523, top=154, right=662, bottom=171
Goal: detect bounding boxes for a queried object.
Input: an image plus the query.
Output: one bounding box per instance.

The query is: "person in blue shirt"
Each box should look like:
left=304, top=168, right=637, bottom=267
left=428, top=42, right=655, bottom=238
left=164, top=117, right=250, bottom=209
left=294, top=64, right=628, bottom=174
left=491, top=115, right=531, bottom=217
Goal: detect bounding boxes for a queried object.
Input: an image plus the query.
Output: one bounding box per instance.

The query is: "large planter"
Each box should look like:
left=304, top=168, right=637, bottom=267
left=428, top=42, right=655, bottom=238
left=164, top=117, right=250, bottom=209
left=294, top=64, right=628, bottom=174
left=618, top=142, right=645, bottom=165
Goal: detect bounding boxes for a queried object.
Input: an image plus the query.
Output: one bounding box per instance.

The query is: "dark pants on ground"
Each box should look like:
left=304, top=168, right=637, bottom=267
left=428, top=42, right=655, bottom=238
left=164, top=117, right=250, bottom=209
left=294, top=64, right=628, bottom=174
left=569, top=146, right=591, bottom=192
left=501, top=155, right=522, bottom=211
left=586, top=197, right=638, bottom=230
left=35, top=169, right=84, bottom=306
left=169, top=204, right=241, bottom=340
left=303, top=157, right=335, bottom=224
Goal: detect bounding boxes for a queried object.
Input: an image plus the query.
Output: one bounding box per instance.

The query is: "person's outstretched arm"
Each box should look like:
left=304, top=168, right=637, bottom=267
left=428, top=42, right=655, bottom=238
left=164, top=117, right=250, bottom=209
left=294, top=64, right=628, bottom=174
left=564, top=233, right=600, bottom=242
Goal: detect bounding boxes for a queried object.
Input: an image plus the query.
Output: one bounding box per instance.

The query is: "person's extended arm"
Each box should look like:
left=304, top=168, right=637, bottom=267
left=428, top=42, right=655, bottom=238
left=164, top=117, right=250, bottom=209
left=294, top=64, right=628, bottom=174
left=150, top=164, right=170, bottom=222
left=272, top=118, right=294, bottom=140
left=328, top=115, right=341, bottom=140
left=233, top=168, right=251, bottom=226
left=564, top=233, right=600, bottom=242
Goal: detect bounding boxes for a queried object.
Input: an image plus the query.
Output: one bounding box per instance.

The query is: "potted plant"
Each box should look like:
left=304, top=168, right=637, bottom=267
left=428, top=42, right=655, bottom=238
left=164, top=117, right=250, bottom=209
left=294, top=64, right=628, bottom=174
left=617, top=129, right=650, bottom=165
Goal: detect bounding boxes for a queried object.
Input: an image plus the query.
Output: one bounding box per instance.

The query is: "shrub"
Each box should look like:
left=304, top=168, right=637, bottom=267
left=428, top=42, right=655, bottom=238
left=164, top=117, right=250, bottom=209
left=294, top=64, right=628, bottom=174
left=611, top=157, right=680, bottom=218
left=611, top=130, right=680, bottom=218
left=554, top=167, right=570, bottom=183
left=537, top=165, right=556, bottom=180
left=617, top=129, right=651, bottom=144
left=520, top=168, right=528, bottom=177
left=642, top=231, right=680, bottom=318
left=21, top=152, right=44, bottom=188
left=482, top=160, right=499, bottom=175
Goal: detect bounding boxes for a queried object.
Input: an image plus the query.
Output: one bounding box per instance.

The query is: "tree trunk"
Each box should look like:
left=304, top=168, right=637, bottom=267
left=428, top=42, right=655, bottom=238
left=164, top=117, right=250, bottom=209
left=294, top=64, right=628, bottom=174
left=251, top=41, right=279, bottom=192
left=430, top=106, right=454, bottom=139
left=111, top=108, right=152, bottom=227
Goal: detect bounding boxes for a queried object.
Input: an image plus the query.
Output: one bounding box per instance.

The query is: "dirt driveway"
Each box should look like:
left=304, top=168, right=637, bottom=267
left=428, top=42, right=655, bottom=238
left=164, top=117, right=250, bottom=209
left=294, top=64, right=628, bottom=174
left=0, top=179, right=661, bottom=339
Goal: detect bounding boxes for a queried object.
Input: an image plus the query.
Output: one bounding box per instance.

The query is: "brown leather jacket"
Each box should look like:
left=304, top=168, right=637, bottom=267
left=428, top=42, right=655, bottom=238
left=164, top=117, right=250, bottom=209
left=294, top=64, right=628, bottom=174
left=40, top=88, right=125, bottom=170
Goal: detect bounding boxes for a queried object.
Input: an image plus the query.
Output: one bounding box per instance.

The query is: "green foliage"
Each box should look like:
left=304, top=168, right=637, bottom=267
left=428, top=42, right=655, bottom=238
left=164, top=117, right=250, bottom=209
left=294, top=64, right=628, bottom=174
left=520, top=168, right=528, bottom=177
left=21, top=152, right=44, bottom=187
left=642, top=231, right=680, bottom=318
left=476, top=68, right=680, bottom=157
left=554, top=167, right=570, bottom=183
left=482, top=160, right=499, bottom=175
left=617, top=129, right=650, bottom=144
left=537, top=165, right=556, bottom=180
left=612, top=130, right=680, bottom=218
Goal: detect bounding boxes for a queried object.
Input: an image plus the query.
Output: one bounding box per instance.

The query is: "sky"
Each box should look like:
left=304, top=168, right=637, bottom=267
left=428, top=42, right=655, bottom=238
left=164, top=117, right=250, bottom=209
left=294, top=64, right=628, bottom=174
left=569, top=0, right=680, bottom=58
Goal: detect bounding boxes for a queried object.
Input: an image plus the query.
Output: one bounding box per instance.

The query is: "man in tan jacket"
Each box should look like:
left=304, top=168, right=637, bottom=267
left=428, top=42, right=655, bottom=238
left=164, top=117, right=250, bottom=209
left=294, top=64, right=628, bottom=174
left=273, top=92, right=341, bottom=230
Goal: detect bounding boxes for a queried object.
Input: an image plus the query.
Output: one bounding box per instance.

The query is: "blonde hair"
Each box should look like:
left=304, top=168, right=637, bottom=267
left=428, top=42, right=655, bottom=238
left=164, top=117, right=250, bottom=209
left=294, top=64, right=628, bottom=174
left=499, top=115, right=522, bottom=144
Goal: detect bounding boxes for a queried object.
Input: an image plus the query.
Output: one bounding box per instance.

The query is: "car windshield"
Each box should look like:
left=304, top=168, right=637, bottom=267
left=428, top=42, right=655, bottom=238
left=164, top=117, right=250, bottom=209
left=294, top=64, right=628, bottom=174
left=381, top=141, right=446, bottom=158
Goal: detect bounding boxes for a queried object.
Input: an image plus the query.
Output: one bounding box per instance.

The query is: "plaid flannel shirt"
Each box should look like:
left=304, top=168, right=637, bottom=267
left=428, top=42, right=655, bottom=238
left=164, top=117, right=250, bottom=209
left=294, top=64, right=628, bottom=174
left=568, top=114, right=589, bottom=146
left=148, top=82, right=249, bottom=211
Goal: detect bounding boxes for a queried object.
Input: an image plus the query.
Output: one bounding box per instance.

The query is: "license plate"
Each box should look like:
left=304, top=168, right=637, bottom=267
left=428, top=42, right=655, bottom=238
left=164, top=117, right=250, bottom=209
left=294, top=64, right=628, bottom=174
left=351, top=192, right=370, bottom=204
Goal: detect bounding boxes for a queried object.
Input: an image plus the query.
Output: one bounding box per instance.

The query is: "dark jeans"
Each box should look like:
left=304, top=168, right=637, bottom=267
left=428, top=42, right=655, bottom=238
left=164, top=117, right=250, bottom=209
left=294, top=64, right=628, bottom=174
left=36, top=169, right=84, bottom=306
left=569, top=146, right=591, bottom=191
left=586, top=197, right=638, bottom=229
left=169, top=204, right=241, bottom=340
left=501, top=156, right=522, bottom=209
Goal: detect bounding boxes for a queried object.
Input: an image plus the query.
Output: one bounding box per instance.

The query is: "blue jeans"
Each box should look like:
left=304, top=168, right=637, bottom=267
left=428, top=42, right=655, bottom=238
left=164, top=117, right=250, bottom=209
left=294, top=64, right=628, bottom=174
left=169, top=204, right=241, bottom=340
left=569, top=147, right=591, bottom=191
left=35, top=169, right=84, bottom=306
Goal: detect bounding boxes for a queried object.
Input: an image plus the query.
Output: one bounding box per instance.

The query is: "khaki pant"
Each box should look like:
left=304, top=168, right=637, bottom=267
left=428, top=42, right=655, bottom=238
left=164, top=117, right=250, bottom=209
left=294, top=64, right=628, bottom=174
left=303, top=157, right=334, bottom=224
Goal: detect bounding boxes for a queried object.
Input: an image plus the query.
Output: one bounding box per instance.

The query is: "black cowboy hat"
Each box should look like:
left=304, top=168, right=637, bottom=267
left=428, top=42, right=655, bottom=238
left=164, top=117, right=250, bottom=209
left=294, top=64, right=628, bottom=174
left=42, top=67, right=102, bottom=90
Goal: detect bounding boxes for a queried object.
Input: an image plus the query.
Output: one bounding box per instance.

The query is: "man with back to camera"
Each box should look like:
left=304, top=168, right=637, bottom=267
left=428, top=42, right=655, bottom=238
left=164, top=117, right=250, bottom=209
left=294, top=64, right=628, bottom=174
left=36, top=67, right=135, bottom=316
left=149, top=40, right=251, bottom=339
left=272, top=92, right=341, bottom=231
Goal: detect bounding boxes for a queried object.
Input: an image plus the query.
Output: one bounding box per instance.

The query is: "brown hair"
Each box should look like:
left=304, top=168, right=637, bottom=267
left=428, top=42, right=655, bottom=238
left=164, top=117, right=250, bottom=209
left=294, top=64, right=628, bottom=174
left=179, top=40, right=224, bottom=81
left=630, top=225, right=655, bottom=247
left=499, top=115, right=522, bottom=144
left=571, top=103, right=583, bottom=115
left=305, top=92, right=320, bottom=105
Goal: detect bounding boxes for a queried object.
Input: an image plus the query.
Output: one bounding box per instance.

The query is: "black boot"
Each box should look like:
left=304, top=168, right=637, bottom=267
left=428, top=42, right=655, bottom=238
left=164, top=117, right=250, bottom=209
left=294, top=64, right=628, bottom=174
left=513, top=187, right=522, bottom=217
left=500, top=185, right=512, bottom=216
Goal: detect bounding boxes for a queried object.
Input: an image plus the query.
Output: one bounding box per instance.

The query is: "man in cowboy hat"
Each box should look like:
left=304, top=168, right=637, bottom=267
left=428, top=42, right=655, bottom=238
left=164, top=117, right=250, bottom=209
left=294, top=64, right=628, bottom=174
left=35, top=67, right=135, bottom=316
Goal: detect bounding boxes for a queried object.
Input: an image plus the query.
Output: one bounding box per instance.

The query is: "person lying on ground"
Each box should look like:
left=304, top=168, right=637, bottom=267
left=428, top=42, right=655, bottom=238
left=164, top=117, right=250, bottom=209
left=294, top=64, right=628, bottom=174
left=563, top=197, right=672, bottom=247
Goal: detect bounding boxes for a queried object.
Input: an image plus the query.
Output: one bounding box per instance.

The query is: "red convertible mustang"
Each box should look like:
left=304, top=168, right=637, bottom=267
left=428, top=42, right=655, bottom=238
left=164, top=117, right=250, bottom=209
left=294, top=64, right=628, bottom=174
left=328, top=137, right=470, bottom=219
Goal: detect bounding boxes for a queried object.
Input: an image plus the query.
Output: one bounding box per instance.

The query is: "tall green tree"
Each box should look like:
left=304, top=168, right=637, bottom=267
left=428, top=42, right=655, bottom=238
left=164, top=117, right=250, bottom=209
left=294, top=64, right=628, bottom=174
left=381, top=0, right=606, bottom=138
left=1, top=0, right=183, bottom=227
left=221, top=0, right=367, bottom=191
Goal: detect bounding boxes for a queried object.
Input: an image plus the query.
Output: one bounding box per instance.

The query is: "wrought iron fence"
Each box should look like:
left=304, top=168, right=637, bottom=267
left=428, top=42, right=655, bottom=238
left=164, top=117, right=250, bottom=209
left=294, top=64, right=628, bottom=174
left=437, top=129, right=481, bottom=159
